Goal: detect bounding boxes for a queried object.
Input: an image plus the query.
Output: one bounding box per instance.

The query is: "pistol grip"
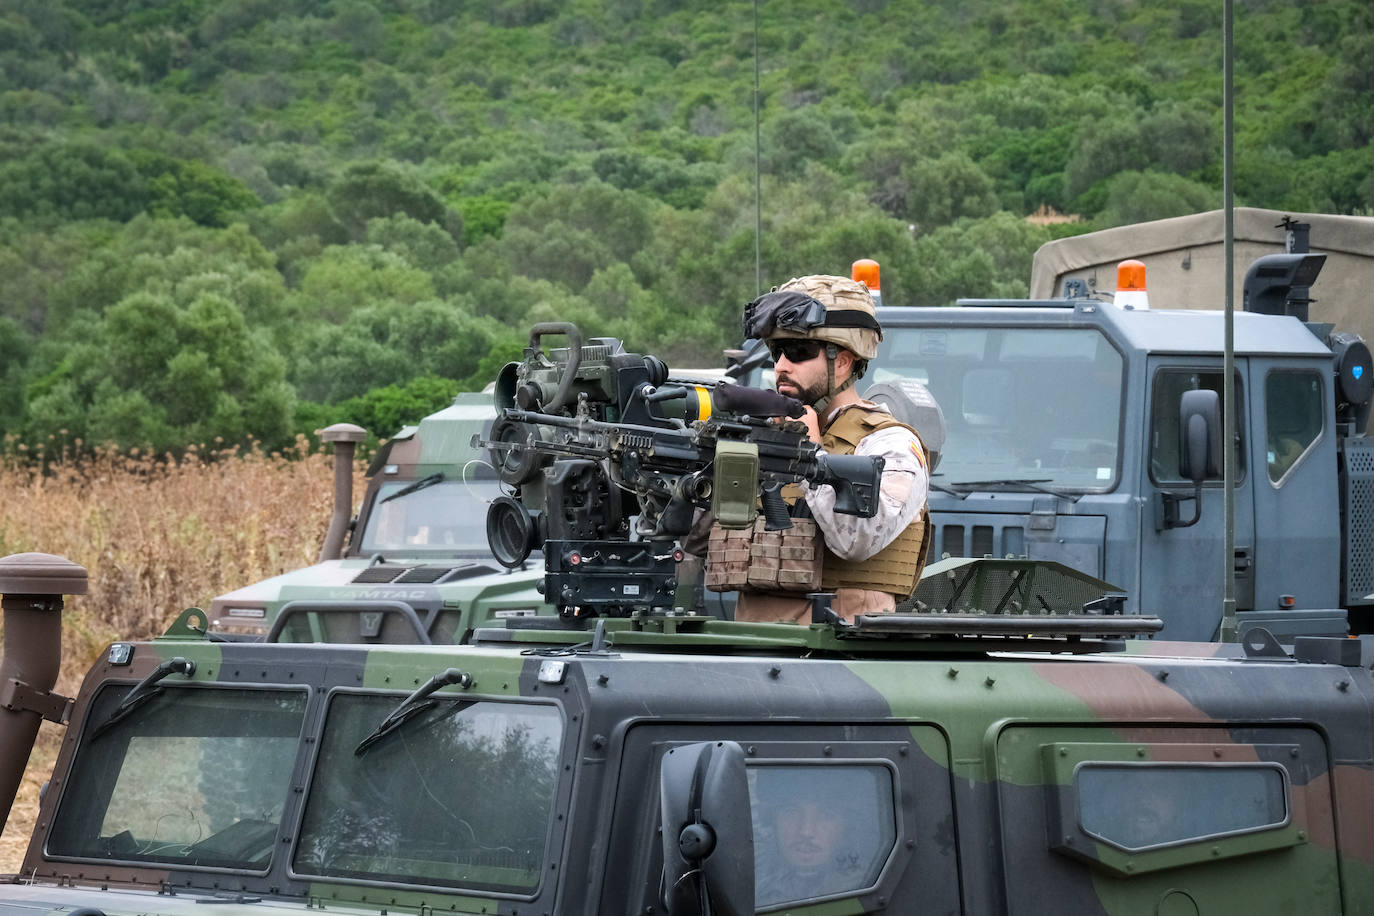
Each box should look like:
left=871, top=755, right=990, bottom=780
left=760, top=485, right=793, bottom=532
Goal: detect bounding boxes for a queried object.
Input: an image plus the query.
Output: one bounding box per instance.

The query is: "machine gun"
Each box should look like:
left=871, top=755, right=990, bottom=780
left=474, top=322, right=884, bottom=618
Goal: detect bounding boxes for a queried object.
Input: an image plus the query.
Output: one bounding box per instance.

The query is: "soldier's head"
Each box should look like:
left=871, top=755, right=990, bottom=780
left=753, top=767, right=856, bottom=876
left=744, top=275, right=882, bottom=412
left=773, top=797, right=847, bottom=870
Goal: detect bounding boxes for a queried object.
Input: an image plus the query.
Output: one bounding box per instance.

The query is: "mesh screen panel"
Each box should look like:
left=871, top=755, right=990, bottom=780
left=351, top=566, right=408, bottom=584
left=1343, top=437, right=1374, bottom=604
left=901, top=558, right=1120, bottom=615
left=395, top=566, right=455, bottom=584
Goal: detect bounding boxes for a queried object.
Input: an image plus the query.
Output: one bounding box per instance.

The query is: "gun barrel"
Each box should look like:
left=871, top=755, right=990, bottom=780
left=501, top=409, right=584, bottom=430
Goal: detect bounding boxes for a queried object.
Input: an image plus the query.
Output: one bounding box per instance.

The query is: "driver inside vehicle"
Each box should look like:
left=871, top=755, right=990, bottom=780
left=753, top=767, right=887, bottom=907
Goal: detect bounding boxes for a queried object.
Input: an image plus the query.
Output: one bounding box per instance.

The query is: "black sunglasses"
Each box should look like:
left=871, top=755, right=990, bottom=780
left=767, top=339, right=825, bottom=363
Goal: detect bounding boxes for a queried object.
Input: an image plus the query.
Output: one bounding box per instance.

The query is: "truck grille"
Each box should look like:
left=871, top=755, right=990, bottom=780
left=933, top=523, right=1026, bottom=561
left=1341, top=437, right=1374, bottom=605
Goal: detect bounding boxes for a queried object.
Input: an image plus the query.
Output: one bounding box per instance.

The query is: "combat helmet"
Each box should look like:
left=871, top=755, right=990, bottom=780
left=743, top=274, right=883, bottom=412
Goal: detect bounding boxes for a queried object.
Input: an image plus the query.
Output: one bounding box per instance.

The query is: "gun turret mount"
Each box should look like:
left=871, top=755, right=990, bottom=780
left=477, top=325, right=884, bottom=618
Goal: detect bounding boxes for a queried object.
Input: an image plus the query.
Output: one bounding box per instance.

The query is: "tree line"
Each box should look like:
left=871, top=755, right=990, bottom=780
left=1, top=0, right=1370, bottom=456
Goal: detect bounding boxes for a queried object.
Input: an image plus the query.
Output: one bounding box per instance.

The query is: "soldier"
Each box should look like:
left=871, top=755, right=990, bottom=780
left=708, top=274, right=931, bottom=624
left=756, top=795, right=854, bottom=905
left=752, top=767, right=888, bottom=907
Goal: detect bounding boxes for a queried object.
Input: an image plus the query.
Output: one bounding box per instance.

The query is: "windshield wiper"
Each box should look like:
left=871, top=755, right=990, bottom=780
left=354, top=667, right=473, bottom=756
left=380, top=472, right=445, bottom=504
left=928, top=478, right=965, bottom=498
left=91, top=657, right=196, bottom=739
left=946, top=478, right=1082, bottom=503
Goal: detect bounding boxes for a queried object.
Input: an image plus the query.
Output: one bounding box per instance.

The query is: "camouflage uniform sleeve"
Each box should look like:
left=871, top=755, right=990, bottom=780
left=800, top=426, right=929, bottom=562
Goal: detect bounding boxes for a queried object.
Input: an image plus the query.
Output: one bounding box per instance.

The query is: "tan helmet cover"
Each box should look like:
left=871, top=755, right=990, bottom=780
left=771, top=274, right=882, bottom=360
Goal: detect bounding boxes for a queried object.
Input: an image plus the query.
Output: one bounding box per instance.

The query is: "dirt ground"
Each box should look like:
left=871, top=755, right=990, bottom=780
left=1, top=728, right=58, bottom=874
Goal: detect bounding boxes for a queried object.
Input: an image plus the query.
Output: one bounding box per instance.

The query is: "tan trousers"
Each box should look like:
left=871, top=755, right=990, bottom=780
left=734, top=588, right=897, bottom=625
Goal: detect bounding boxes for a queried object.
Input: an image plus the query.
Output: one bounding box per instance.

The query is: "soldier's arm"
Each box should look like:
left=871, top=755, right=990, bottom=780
left=801, top=427, right=928, bottom=562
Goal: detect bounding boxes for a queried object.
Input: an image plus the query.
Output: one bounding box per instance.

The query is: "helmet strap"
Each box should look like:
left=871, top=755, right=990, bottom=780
left=810, top=343, right=854, bottom=421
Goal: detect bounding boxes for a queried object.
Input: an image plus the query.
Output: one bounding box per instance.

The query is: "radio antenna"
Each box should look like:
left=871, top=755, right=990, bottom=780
left=753, top=0, right=763, bottom=294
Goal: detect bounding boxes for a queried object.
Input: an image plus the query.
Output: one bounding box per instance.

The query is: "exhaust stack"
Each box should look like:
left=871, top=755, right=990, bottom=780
left=318, top=423, right=367, bottom=562
left=0, top=552, right=87, bottom=833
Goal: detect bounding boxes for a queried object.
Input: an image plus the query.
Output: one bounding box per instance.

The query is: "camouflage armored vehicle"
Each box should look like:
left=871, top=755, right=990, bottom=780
left=208, top=393, right=553, bottom=643
left=3, top=551, right=1374, bottom=915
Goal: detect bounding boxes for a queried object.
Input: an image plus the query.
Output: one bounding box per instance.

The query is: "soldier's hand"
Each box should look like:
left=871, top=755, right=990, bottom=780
left=800, top=406, right=821, bottom=443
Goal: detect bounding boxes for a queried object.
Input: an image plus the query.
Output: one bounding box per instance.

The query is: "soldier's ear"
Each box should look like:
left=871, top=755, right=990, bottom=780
left=834, top=348, right=856, bottom=379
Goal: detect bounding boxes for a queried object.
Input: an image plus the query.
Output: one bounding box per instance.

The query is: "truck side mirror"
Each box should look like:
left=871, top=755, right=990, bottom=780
left=659, top=741, right=754, bottom=916
left=1178, top=389, right=1221, bottom=484
left=1159, top=389, right=1221, bottom=530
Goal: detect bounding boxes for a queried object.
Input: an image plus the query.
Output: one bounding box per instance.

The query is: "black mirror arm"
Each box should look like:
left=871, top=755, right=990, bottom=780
left=1158, top=483, right=1204, bottom=530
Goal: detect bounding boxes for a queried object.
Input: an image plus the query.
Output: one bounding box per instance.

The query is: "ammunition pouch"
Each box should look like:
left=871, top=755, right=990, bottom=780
left=704, top=518, right=821, bottom=593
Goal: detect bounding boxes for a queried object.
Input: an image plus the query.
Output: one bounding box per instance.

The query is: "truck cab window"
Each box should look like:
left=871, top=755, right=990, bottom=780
left=294, top=693, right=563, bottom=894
left=1150, top=369, right=1245, bottom=484
left=750, top=764, right=897, bottom=909
left=48, top=686, right=307, bottom=871
left=873, top=327, right=1124, bottom=490
left=1265, top=370, right=1323, bottom=483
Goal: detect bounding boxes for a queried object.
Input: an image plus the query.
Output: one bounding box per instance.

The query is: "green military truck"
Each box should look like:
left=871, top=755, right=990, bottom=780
left=207, top=393, right=552, bottom=643
left=2, top=550, right=1373, bottom=915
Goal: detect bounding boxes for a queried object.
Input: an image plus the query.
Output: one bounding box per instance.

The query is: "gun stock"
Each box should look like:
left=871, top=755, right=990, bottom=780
left=814, top=453, right=884, bottom=517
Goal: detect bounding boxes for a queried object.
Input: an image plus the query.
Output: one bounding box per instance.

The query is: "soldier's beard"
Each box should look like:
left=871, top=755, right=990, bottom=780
left=776, top=374, right=828, bottom=406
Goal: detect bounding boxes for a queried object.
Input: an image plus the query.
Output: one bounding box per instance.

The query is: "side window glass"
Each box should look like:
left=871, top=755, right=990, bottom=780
left=1077, top=763, right=1288, bottom=850
left=1151, top=369, right=1245, bottom=484
left=750, top=764, right=896, bottom=909
left=1040, top=740, right=1309, bottom=878
left=1265, top=370, right=1323, bottom=483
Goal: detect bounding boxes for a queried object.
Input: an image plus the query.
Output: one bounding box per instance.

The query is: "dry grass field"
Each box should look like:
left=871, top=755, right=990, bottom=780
left=0, top=439, right=363, bottom=872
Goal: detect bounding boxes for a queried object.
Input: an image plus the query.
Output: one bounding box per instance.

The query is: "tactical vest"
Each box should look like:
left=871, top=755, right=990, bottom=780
left=817, top=405, right=932, bottom=596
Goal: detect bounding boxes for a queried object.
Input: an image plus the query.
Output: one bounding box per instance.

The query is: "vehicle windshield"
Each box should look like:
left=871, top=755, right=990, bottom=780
left=359, top=475, right=508, bottom=555
left=294, top=693, right=563, bottom=893
left=48, top=685, right=307, bottom=871
left=871, top=326, right=1124, bottom=490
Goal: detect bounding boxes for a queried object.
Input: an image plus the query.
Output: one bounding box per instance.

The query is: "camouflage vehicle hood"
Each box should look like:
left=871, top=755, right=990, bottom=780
left=210, top=558, right=545, bottom=642
left=6, top=611, right=1374, bottom=915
